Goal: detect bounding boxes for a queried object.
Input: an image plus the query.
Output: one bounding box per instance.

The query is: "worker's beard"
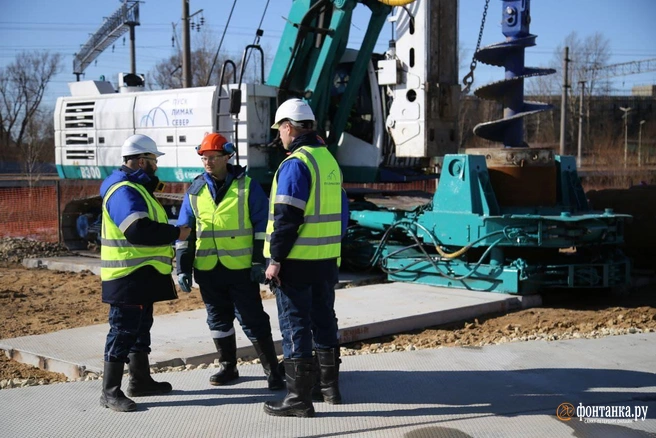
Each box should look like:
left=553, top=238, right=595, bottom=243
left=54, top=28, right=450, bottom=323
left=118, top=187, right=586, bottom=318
left=143, top=161, right=157, bottom=177
left=142, top=161, right=161, bottom=193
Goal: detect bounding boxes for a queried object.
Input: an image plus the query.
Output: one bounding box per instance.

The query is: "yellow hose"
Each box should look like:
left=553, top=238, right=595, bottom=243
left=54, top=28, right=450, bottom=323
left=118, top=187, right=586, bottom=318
left=377, top=0, right=417, bottom=6
left=434, top=244, right=472, bottom=260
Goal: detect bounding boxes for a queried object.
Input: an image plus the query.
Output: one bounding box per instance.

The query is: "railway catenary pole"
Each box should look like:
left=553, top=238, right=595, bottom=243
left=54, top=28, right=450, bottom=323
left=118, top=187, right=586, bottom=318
left=559, top=46, right=570, bottom=156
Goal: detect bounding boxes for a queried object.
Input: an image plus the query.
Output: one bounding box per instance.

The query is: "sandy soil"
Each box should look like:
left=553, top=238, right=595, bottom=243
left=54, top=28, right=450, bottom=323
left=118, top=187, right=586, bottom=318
left=1, top=262, right=655, bottom=385
left=0, top=263, right=207, bottom=383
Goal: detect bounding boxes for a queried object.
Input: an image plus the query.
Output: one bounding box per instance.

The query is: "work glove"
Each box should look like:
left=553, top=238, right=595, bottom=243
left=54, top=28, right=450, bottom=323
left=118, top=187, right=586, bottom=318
left=264, top=277, right=280, bottom=295
left=177, top=273, right=192, bottom=293
left=250, top=263, right=266, bottom=284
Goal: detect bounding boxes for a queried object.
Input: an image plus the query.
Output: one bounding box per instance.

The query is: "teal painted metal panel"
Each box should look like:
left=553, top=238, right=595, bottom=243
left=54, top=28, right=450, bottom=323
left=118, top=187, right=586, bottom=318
left=56, top=165, right=204, bottom=183
left=264, top=0, right=390, bottom=158
left=348, top=153, right=633, bottom=294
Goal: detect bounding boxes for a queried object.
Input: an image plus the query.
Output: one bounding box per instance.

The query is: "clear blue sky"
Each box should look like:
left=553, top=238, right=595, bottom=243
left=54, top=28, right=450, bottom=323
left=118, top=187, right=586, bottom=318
left=1, top=0, right=655, bottom=109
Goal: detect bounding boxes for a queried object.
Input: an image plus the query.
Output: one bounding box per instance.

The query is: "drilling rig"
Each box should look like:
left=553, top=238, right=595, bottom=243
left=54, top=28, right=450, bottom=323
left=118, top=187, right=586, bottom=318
left=54, top=0, right=631, bottom=294
left=349, top=0, right=632, bottom=294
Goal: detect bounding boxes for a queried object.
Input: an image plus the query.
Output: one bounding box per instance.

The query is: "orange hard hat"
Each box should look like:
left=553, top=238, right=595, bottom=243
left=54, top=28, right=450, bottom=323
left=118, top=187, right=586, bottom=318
left=196, top=133, right=235, bottom=156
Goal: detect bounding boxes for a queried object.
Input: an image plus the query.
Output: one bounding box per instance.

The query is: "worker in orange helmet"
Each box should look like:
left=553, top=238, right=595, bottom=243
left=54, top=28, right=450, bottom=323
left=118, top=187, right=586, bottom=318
left=175, top=132, right=284, bottom=391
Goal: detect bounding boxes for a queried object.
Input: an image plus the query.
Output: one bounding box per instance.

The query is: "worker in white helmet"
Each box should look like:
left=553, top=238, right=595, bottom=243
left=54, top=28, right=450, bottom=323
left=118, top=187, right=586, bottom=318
left=263, top=98, right=349, bottom=418
left=98, top=134, right=191, bottom=412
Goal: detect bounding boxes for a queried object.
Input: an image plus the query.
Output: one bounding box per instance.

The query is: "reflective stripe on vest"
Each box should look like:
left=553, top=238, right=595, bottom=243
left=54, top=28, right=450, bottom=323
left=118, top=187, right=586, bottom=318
left=189, top=177, right=253, bottom=270
left=264, top=146, right=342, bottom=260
left=100, top=181, right=173, bottom=280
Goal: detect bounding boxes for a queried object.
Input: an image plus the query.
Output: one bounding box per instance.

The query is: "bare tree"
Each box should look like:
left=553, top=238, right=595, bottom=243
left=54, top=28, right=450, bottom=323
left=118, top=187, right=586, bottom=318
left=150, top=27, right=226, bottom=89
left=22, top=106, right=55, bottom=179
left=0, top=51, right=62, bottom=160
left=555, top=33, right=612, bottom=150
left=149, top=52, right=185, bottom=89
left=149, top=28, right=273, bottom=90
left=523, top=32, right=612, bottom=152
left=570, top=33, right=612, bottom=96
left=150, top=47, right=231, bottom=90
left=0, top=51, right=62, bottom=148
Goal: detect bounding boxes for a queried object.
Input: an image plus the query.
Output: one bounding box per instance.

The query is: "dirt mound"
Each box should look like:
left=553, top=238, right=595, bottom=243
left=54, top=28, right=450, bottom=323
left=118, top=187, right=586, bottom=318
left=0, top=237, right=73, bottom=264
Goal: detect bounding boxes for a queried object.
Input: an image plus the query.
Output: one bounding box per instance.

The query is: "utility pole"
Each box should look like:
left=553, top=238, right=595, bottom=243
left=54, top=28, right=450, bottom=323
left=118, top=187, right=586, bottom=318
left=182, top=0, right=191, bottom=88
left=639, top=120, right=646, bottom=167
left=619, top=106, right=632, bottom=168
left=559, top=47, right=570, bottom=156
left=181, top=1, right=204, bottom=88
left=128, top=22, right=137, bottom=74
left=577, top=80, right=585, bottom=168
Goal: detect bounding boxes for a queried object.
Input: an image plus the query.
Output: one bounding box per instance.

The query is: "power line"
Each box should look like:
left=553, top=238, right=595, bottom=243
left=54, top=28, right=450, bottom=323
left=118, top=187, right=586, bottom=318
left=205, top=0, right=238, bottom=86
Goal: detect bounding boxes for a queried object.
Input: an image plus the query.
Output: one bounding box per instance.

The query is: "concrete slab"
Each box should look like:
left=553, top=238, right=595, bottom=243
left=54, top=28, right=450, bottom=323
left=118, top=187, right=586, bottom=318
left=23, top=255, right=102, bottom=275
left=1, top=333, right=655, bottom=438
left=21, top=255, right=386, bottom=290
left=0, top=281, right=536, bottom=380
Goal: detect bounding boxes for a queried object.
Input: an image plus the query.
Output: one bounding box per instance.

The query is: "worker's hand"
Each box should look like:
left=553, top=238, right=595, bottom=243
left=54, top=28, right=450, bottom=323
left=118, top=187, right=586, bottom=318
left=177, top=273, right=192, bottom=293
left=178, top=225, right=191, bottom=241
left=250, top=263, right=266, bottom=284
left=265, top=262, right=281, bottom=288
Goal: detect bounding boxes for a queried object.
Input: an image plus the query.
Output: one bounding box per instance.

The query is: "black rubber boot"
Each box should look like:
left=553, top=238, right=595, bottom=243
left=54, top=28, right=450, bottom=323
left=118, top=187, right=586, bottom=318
left=263, top=358, right=315, bottom=418
left=126, top=352, right=172, bottom=397
left=277, top=361, right=286, bottom=380
left=210, top=334, right=239, bottom=385
left=100, top=361, right=137, bottom=412
left=252, top=337, right=285, bottom=390
left=316, top=348, right=342, bottom=404
left=311, top=352, right=322, bottom=401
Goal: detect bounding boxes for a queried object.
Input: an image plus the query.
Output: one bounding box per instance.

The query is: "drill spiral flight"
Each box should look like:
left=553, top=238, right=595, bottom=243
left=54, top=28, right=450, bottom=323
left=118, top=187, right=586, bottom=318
left=472, top=0, right=555, bottom=148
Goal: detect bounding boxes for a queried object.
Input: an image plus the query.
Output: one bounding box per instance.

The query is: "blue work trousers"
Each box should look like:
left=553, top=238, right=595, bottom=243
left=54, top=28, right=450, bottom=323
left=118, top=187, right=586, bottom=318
left=275, top=280, right=339, bottom=359
left=104, top=304, right=154, bottom=363
left=197, top=277, right=272, bottom=341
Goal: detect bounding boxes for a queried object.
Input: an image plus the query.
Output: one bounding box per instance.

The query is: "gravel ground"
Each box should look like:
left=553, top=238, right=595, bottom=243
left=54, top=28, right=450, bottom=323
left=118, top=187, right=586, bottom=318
left=1, top=237, right=654, bottom=390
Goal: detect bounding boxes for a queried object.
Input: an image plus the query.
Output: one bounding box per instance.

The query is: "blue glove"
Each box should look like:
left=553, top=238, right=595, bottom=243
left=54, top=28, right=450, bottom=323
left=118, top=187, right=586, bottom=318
left=177, top=273, right=192, bottom=293
left=250, top=264, right=266, bottom=284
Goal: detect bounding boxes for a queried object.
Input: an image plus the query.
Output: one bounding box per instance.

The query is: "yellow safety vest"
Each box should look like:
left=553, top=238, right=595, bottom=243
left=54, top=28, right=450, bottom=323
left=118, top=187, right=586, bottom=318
left=100, top=181, right=173, bottom=280
left=264, top=146, right=342, bottom=260
left=189, top=177, right=253, bottom=270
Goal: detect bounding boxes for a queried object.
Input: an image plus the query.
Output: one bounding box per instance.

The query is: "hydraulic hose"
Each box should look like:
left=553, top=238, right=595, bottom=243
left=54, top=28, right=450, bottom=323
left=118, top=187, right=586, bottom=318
left=404, top=219, right=505, bottom=260
left=377, top=0, right=416, bottom=6
left=369, top=218, right=508, bottom=267
left=377, top=224, right=507, bottom=283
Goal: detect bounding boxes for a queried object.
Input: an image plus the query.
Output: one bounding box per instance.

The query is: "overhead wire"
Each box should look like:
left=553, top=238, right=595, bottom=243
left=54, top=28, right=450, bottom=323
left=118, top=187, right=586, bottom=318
left=244, top=0, right=271, bottom=83
left=205, top=0, right=238, bottom=86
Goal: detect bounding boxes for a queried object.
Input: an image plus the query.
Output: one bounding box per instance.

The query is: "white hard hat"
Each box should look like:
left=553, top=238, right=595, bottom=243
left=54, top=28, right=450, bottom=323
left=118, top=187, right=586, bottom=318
left=121, top=134, right=164, bottom=157
left=271, top=98, right=315, bottom=129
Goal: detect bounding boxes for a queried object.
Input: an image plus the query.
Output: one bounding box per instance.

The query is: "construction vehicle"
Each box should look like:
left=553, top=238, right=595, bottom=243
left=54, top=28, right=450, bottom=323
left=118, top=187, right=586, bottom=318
left=55, top=0, right=457, bottom=247
left=54, top=0, right=631, bottom=294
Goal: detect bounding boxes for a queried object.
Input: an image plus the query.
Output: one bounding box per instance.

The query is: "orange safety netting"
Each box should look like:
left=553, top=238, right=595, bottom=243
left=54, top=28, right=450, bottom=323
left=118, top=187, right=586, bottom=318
left=0, top=180, right=101, bottom=243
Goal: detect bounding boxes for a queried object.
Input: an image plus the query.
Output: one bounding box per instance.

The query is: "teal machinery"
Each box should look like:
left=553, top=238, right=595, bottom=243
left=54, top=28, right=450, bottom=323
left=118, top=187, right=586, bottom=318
left=349, top=0, right=631, bottom=294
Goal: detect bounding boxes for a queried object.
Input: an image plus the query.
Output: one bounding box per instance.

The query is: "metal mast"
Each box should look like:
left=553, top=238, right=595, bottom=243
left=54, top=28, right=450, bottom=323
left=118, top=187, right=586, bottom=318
left=72, top=1, right=140, bottom=80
